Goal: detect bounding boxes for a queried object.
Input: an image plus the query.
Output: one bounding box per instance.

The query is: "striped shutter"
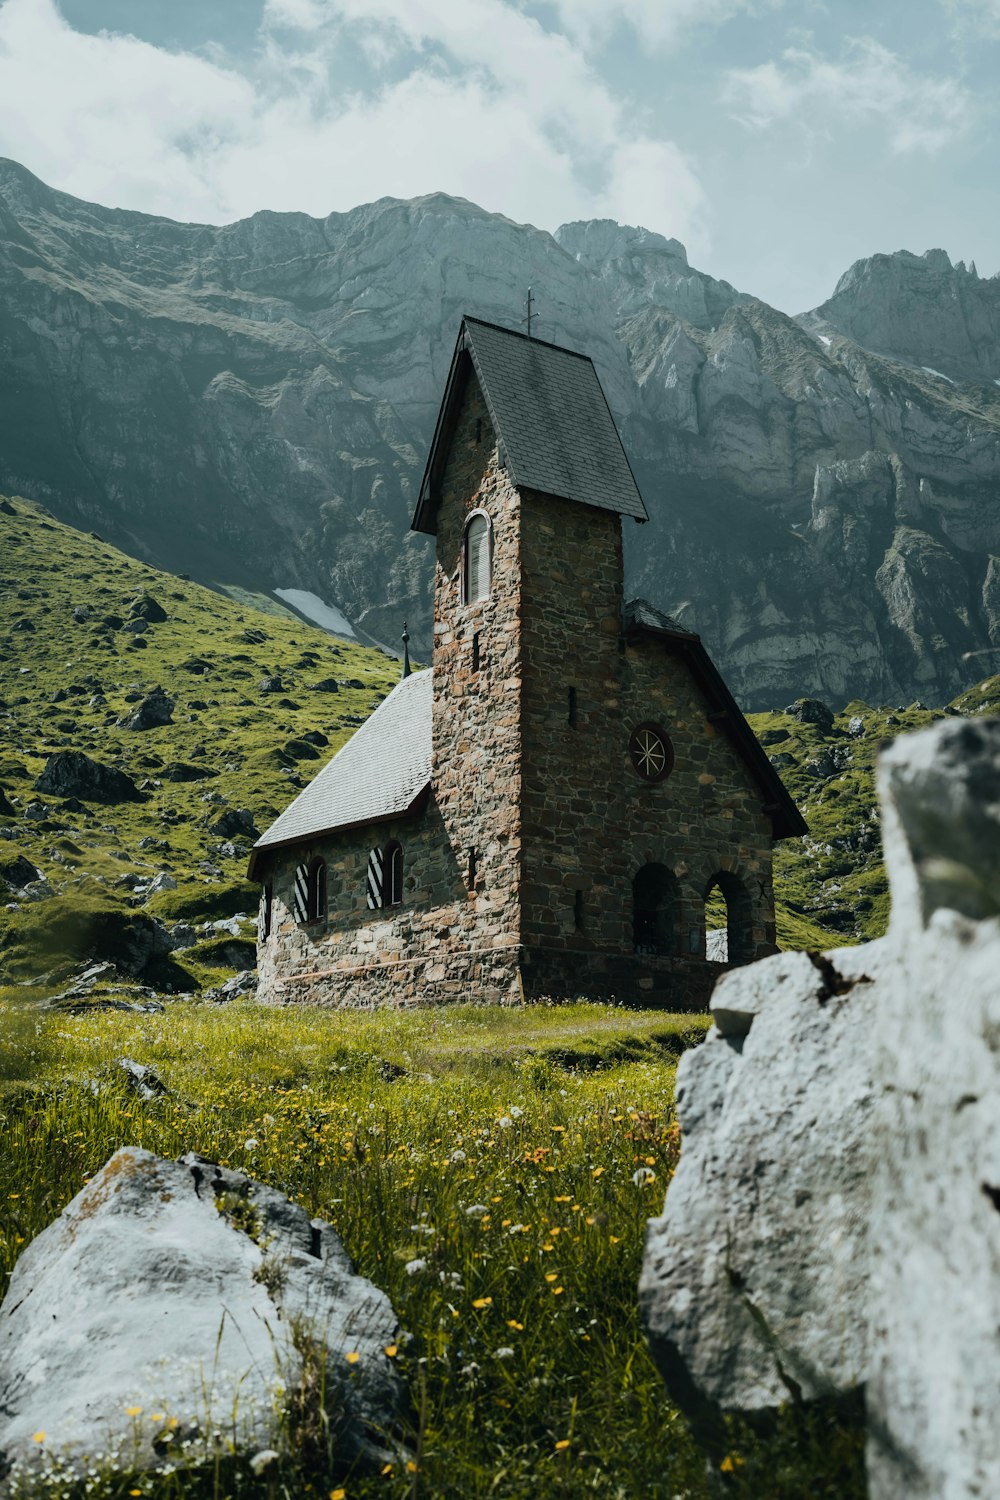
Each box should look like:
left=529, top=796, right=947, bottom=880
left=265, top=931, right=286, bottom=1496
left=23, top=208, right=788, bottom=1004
left=293, top=863, right=309, bottom=924
left=366, top=847, right=384, bottom=909
left=466, top=515, right=491, bottom=602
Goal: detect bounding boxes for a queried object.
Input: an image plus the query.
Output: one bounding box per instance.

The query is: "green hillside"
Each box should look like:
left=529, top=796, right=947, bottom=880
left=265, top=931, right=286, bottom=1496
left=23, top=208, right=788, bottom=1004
left=3, top=491, right=999, bottom=999
left=0, top=495, right=400, bottom=995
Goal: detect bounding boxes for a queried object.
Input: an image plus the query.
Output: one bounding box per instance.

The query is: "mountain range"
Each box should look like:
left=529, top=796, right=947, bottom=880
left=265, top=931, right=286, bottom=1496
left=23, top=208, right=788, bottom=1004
left=2, top=156, right=999, bottom=707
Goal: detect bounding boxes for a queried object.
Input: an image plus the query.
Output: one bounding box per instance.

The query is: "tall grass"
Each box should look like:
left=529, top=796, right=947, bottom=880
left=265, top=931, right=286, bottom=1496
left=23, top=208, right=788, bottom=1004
left=0, top=996, right=864, bottom=1499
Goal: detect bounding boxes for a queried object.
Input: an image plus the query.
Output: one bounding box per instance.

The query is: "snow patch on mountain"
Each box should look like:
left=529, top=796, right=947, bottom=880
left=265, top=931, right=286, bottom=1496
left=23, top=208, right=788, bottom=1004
left=274, top=589, right=355, bottom=638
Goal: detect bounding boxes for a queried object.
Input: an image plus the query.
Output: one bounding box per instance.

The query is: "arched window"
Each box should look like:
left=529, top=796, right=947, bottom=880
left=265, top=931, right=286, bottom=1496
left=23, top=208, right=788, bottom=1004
left=632, top=864, right=680, bottom=956
left=383, top=842, right=404, bottom=906
left=463, top=511, right=492, bottom=604
left=703, top=871, right=754, bottom=965
left=306, top=857, right=327, bottom=922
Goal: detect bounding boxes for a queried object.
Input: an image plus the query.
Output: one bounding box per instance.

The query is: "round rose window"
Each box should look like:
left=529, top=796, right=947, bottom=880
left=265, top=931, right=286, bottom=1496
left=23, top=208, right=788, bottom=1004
left=629, top=722, right=674, bottom=782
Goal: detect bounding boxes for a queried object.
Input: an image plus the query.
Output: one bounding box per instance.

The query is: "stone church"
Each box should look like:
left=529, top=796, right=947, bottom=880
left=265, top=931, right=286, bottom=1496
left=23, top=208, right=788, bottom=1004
left=249, top=316, right=805, bottom=1009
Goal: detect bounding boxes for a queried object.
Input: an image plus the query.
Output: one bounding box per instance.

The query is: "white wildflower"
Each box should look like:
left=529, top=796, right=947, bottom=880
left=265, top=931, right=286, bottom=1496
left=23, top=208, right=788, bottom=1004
left=495, top=1347, right=515, bottom=1359
left=244, top=1138, right=259, bottom=1151
left=249, top=1450, right=279, bottom=1476
left=404, top=1258, right=429, bottom=1276
left=509, top=1105, right=524, bottom=1118
left=465, top=1204, right=489, bottom=1216
left=632, top=1166, right=656, bottom=1186
left=450, top=1148, right=467, bottom=1163
left=498, top=1116, right=513, bottom=1129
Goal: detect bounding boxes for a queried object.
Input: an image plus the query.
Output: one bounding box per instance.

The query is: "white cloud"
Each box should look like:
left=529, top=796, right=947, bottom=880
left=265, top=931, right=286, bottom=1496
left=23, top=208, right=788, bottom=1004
left=940, top=0, right=1000, bottom=39
left=0, top=0, right=705, bottom=243
left=722, top=38, right=972, bottom=154
left=547, top=0, right=781, bottom=51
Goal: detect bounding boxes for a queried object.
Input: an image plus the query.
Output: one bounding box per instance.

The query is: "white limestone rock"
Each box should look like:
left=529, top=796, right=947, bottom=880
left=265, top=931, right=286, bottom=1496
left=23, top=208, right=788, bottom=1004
left=866, top=719, right=1000, bottom=1498
left=0, top=1149, right=401, bottom=1489
left=640, top=716, right=1000, bottom=1496
left=639, top=942, right=885, bottom=1434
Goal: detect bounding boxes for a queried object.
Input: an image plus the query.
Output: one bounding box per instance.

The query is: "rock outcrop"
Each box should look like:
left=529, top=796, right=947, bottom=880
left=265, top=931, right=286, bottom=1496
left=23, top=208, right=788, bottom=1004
left=639, top=716, right=1000, bottom=1495
left=0, top=1149, right=401, bottom=1489
left=34, top=749, right=144, bottom=804
left=1, top=158, right=999, bottom=705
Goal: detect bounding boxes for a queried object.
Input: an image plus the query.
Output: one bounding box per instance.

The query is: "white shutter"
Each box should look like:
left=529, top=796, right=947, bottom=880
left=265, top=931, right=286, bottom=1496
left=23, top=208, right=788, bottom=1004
left=466, top=515, right=491, bottom=602
left=293, top=864, right=309, bottom=924
left=366, top=847, right=384, bottom=909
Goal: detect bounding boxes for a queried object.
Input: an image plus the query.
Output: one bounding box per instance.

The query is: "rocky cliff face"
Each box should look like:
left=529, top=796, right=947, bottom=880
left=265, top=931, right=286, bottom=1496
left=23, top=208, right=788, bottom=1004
left=1, top=157, right=999, bottom=706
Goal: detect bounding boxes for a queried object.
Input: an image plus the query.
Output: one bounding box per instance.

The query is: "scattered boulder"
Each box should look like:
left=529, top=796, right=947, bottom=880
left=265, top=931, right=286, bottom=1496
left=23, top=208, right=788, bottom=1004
left=23, top=801, right=49, bottom=821
left=119, top=687, right=174, bottom=730
left=0, top=849, right=40, bottom=890
left=161, top=761, right=214, bottom=782
left=167, top=922, right=198, bottom=950
left=122, top=618, right=148, bottom=634
left=259, top=676, right=283, bottom=694
left=783, top=697, right=835, bottom=731
left=0, top=1149, right=402, bottom=1488
left=141, top=871, right=177, bottom=899
left=758, top=727, right=788, bottom=746
left=311, top=676, right=340, bottom=693
left=282, top=737, right=320, bottom=761
left=207, top=969, right=258, bottom=1002
left=114, top=1058, right=170, bottom=1099
left=0, top=786, right=14, bottom=817
left=35, top=750, right=144, bottom=805
left=847, top=714, right=865, bottom=737
left=128, top=592, right=167, bottom=623
left=71, top=605, right=90, bottom=622
left=640, top=716, right=1000, bottom=1495
left=211, top=807, right=259, bottom=841
left=300, top=729, right=329, bottom=747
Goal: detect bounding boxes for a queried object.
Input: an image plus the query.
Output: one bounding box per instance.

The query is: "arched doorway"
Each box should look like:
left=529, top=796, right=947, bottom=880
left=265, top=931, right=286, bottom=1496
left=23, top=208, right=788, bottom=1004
left=632, top=864, right=680, bottom=956
left=703, top=871, right=753, bottom=965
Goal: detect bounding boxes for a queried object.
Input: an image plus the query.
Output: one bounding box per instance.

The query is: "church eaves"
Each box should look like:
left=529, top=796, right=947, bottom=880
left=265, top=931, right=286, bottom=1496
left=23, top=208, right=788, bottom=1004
left=412, top=316, right=648, bottom=534
left=247, top=668, right=432, bottom=878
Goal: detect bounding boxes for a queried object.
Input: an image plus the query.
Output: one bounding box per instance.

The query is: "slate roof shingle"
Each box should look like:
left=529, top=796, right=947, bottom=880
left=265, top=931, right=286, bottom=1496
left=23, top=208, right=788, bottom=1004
left=247, top=669, right=432, bottom=876
left=413, top=316, right=648, bottom=532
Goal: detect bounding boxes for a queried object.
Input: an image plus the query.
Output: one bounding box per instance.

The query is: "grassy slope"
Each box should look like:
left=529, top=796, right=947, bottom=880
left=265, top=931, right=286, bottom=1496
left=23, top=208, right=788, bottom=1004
left=749, top=686, right=1000, bottom=947
left=0, top=495, right=399, bottom=990
left=4, top=490, right=999, bottom=982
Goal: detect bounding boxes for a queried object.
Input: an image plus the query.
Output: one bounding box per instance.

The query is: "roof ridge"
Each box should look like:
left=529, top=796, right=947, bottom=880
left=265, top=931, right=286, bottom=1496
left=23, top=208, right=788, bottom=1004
left=461, top=313, right=594, bottom=362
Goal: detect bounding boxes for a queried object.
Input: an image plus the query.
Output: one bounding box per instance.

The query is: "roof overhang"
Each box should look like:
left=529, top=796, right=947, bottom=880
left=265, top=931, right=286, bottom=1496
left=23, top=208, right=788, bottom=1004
left=247, top=784, right=430, bottom=881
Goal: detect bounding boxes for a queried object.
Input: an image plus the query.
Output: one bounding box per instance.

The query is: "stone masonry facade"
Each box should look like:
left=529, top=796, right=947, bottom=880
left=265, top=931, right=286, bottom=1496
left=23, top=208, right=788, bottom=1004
left=256, top=364, right=779, bottom=1010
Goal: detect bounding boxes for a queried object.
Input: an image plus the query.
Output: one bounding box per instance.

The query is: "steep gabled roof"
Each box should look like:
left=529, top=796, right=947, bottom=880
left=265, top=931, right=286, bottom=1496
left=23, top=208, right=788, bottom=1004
left=247, top=669, right=432, bottom=878
left=412, top=316, right=648, bottom=533
left=622, top=599, right=808, bottom=841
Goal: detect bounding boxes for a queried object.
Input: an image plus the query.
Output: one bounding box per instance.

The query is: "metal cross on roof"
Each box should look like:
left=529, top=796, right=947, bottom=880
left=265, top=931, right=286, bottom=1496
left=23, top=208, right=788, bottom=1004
left=523, top=286, right=536, bottom=339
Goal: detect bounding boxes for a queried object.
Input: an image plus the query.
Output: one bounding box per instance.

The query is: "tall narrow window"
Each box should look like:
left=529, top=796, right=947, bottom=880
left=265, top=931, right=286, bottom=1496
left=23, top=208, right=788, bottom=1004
left=464, top=512, right=492, bottom=604
left=573, top=889, right=584, bottom=930
left=468, top=847, right=478, bottom=890
left=260, top=881, right=273, bottom=940
left=472, top=632, right=481, bottom=673
left=383, top=842, right=404, bottom=907
left=307, top=857, right=327, bottom=921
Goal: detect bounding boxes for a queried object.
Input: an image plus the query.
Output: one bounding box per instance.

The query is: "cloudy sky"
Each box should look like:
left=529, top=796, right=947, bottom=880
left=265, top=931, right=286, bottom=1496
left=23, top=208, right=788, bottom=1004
left=0, top=0, right=996, bottom=312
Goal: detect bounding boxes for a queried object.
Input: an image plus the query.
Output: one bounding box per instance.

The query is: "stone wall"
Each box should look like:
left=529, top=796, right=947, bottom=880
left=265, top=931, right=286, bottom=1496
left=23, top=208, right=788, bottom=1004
left=257, top=367, right=527, bottom=1008
left=257, top=361, right=779, bottom=1010
left=517, top=484, right=776, bottom=994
